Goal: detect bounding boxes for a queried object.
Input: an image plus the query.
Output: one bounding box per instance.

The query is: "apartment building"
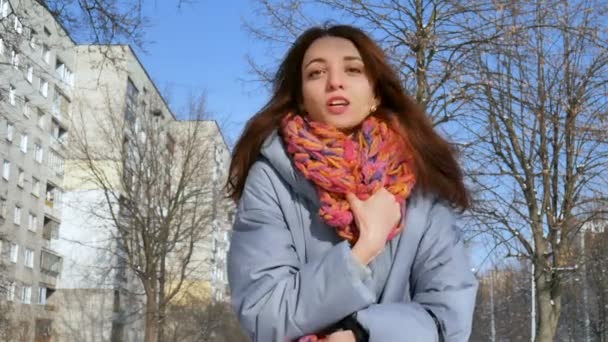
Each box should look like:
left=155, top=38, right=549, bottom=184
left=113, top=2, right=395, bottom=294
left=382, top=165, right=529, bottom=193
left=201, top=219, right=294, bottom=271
left=0, top=0, right=72, bottom=340
left=2, top=1, right=233, bottom=341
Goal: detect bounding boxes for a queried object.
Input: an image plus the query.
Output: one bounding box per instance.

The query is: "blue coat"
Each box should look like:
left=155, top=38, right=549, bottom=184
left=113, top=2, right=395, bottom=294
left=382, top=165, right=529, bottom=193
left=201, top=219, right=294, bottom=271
left=227, top=131, right=478, bottom=341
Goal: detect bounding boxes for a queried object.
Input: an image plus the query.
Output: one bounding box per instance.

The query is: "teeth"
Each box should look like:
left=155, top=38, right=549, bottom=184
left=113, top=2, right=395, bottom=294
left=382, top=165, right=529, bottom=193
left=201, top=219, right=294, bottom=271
left=330, top=100, right=348, bottom=105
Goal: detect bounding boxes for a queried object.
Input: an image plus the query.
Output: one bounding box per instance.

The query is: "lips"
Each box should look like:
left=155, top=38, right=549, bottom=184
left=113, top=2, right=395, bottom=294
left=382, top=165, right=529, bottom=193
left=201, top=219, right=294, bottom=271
left=326, top=96, right=350, bottom=115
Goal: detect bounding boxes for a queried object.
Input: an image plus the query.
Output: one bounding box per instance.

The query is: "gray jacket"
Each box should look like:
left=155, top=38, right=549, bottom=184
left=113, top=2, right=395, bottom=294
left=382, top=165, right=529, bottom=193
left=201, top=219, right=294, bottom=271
left=227, top=131, right=478, bottom=342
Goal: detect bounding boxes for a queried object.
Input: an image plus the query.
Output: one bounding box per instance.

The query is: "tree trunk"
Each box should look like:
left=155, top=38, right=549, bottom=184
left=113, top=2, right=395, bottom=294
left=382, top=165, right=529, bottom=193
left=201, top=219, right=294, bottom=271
left=535, top=272, right=561, bottom=342
left=144, top=280, right=159, bottom=342
left=157, top=253, right=167, bottom=342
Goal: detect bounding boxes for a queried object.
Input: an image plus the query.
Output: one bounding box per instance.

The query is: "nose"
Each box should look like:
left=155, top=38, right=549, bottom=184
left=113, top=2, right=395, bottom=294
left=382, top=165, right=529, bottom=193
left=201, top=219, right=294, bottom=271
left=326, top=69, right=345, bottom=91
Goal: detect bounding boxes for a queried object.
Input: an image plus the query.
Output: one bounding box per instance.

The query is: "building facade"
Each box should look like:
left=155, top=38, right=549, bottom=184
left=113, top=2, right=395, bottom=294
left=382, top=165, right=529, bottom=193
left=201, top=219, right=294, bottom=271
left=1, top=0, right=73, bottom=340
left=1, top=1, right=233, bottom=341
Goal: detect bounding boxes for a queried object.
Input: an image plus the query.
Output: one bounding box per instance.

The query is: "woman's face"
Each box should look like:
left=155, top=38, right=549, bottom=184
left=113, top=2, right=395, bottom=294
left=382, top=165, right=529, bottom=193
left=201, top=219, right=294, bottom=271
left=300, top=36, right=379, bottom=130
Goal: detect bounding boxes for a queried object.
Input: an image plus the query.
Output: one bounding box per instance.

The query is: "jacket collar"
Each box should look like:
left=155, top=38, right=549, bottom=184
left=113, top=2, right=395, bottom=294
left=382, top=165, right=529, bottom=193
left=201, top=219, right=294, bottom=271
left=260, top=130, right=319, bottom=205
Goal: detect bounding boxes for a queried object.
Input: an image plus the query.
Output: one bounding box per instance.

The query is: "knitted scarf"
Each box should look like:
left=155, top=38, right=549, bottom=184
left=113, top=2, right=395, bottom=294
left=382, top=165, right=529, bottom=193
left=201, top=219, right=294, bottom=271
left=280, top=113, right=416, bottom=341
left=280, top=112, right=416, bottom=245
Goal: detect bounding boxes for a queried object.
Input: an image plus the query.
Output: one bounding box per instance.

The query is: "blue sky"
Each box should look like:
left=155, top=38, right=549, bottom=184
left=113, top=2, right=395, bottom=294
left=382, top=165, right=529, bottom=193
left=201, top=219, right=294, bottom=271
left=137, top=1, right=278, bottom=145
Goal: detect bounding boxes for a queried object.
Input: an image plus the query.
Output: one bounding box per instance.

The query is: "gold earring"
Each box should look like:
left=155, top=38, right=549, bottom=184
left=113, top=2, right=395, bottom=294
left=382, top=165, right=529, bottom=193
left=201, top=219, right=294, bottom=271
left=370, top=104, right=377, bottom=113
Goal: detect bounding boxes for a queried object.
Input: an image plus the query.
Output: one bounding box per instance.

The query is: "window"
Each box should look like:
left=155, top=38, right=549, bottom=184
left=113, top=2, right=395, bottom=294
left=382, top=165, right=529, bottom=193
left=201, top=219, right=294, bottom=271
left=44, top=26, right=51, bottom=36
left=51, top=119, right=67, bottom=144
left=125, top=78, right=138, bottom=125
left=48, top=150, right=64, bottom=175
left=45, top=184, right=62, bottom=210
left=22, top=286, right=31, bottom=304
left=38, top=287, right=47, bottom=305
left=24, top=248, right=34, bottom=268
left=14, top=16, right=22, bottom=34
left=23, top=97, right=31, bottom=117
left=42, top=44, right=50, bottom=64
left=28, top=213, right=37, bottom=232
left=26, top=65, right=33, bottom=83
left=13, top=205, right=21, bottom=225
left=32, top=178, right=40, bottom=197
left=20, top=133, right=28, bottom=153
left=10, top=49, right=19, bottom=69
left=9, top=84, right=16, bottom=105
left=55, top=60, right=73, bottom=86
left=10, top=243, right=18, bottom=263
left=35, top=143, right=43, bottom=163
left=39, top=79, right=48, bottom=97
left=29, top=29, right=38, bottom=49
left=3, top=160, right=10, bottom=180
left=7, top=283, right=15, bottom=301
left=37, top=109, right=45, bottom=129
left=6, top=122, right=14, bottom=141
left=55, top=60, right=65, bottom=79
left=65, top=68, right=74, bottom=87
left=0, top=197, right=6, bottom=218
left=53, top=89, right=70, bottom=118
left=0, top=0, right=9, bottom=18
left=45, top=184, right=55, bottom=207
left=17, top=168, right=24, bottom=188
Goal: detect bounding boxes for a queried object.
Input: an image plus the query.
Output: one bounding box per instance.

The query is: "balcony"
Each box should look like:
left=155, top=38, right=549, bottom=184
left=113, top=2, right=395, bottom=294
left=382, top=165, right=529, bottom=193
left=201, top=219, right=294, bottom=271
left=43, top=216, right=60, bottom=240
left=40, top=249, right=63, bottom=277
left=50, top=118, right=68, bottom=152
left=55, top=60, right=74, bottom=96
left=44, top=183, right=62, bottom=219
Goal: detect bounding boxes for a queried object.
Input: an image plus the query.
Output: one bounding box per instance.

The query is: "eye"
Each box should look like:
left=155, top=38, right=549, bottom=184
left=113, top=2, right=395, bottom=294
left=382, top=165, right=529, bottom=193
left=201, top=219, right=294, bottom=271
left=307, top=69, right=325, bottom=79
left=346, top=66, right=363, bottom=74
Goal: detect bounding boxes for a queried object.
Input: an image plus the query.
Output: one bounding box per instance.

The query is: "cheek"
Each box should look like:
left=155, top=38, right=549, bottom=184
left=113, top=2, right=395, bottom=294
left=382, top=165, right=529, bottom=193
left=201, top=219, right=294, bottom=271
left=302, top=84, right=323, bottom=108
left=354, top=86, right=375, bottom=110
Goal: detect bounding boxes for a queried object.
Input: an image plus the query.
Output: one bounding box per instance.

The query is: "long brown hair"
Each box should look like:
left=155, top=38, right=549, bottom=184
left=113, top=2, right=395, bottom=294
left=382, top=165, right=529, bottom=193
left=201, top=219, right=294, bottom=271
left=226, top=24, right=470, bottom=209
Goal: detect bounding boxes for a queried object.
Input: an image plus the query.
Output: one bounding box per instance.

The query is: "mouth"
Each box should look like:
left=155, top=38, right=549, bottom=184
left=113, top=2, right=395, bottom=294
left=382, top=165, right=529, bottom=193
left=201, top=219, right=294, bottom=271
left=326, top=96, right=350, bottom=115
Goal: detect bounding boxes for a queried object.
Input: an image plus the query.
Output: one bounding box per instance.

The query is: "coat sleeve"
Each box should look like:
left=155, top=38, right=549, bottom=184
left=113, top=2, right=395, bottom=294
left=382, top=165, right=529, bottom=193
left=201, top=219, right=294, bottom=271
left=227, top=162, right=377, bottom=342
left=355, top=199, right=479, bottom=342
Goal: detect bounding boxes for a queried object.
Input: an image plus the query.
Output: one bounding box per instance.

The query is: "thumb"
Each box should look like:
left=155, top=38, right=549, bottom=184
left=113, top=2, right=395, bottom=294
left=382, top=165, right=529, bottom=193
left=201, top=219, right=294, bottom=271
left=345, top=193, right=360, bottom=207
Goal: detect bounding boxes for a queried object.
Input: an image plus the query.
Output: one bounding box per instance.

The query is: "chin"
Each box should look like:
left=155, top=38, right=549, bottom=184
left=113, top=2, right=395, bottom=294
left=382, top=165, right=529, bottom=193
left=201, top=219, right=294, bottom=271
left=327, top=117, right=365, bottom=131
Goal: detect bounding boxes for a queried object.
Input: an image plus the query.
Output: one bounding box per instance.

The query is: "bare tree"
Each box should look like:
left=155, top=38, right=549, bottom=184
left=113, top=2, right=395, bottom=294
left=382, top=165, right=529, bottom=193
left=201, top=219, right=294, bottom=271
left=244, top=0, right=496, bottom=129
left=164, top=295, right=248, bottom=342
left=464, top=1, right=608, bottom=340
left=67, top=90, right=229, bottom=342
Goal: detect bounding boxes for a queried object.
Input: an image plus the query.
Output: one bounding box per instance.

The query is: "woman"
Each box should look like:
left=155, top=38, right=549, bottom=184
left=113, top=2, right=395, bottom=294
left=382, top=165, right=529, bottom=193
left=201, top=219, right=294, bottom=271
left=226, top=24, right=478, bottom=342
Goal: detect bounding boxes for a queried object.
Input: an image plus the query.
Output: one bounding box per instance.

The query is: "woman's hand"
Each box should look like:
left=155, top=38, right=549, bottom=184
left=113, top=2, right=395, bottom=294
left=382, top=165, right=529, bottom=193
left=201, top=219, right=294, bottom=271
left=320, top=330, right=356, bottom=342
left=347, top=188, right=401, bottom=265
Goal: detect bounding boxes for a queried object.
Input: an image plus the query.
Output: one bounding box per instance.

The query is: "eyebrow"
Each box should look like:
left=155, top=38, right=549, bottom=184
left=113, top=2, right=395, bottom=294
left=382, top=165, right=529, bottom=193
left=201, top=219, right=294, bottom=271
left=303, top=56, right=363, bottom=69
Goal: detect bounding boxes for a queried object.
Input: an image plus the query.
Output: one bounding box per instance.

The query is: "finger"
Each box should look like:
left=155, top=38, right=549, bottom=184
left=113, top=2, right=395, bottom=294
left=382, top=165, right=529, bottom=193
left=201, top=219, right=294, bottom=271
left=380, top=188, right=398, bottom=203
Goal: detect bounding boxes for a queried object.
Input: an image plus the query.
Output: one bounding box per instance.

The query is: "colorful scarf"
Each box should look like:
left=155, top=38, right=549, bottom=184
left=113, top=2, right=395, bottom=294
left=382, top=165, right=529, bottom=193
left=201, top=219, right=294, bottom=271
left=280, top=113, right=416, bottom=245
left=280, top=113, right=416, bottom=341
